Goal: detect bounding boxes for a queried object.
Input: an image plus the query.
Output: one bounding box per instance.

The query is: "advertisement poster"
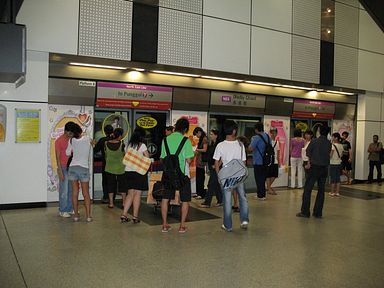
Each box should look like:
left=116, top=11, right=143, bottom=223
left=0, top=105, right=6, bottom=142
left=264, top=116, right=290, bottom=187
left=171, top=110, right=208, bottom=194
left=15, top=109, right=41, bottom=143
left=47, top=105, right=94, bottom=201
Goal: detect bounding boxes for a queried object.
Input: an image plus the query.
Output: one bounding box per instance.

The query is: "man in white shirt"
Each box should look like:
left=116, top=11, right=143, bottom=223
left=214, top=120, right=249, bottom=232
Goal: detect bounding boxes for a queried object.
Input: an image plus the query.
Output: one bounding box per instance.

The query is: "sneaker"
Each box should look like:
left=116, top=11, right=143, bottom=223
left=73, top=216, right=80, bottom=222
left=161, top=224, right=172, bottom=233
left=329, top=192, right=335, bottom=197
left=178, top=226, right=187, bottom=233
left=240, top=221, right=249, bottom=230
left=214, top=203, right=223, bottom=207
left=59, top=212, right=71, bottom=218
left=257, top=197, right=266, bottom=201
left=221, top=224, right=232, bottom=232
left=86, top=217, right=93, bottom=223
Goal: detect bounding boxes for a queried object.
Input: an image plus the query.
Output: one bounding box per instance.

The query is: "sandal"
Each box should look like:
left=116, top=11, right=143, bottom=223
left=120, top=215, right=131, bottom=223
left=132, top=217, right=141, bottom=224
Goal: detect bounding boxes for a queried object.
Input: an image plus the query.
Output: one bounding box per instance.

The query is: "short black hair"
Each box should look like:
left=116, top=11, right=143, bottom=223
left=71, top=123, right=83, bottom=138
left=319, top=125, right=330, bottom=136
left=304, top=130, right=314, bottom=137
left=223, top=120, right=238, bottom=136
left=293, top=129, right=302, bottom=137
left=374, top=134, right=379, bottom=139
left=174, top=118, right=190, bottom=134
left=113, top=128, right=124, bottom=138
left=341, top=131, right=349, bottom=137
left=64, top=121, right=76, bottom=132
left=193, top=127, right=204, bottom=136
left=165, top=126, right=174, bottom=132
left=332, top=132, right=341, bottom=141
left=104, top=124, right=113, bottom=135
left=254, top=122, right=264, bottom=132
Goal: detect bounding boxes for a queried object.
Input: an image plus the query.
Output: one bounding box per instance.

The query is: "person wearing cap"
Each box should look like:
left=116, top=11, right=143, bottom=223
left=266, top=127, right=280, bottom=195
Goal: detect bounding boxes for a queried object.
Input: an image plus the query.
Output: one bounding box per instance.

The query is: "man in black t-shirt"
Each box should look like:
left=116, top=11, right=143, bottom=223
left=341, top=131, right=352, bottom=184
left=94, top=125, right=114, bottom=203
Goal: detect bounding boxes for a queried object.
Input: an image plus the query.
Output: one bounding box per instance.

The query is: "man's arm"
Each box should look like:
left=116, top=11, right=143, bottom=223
left=214, top=159, right=222, bottom=174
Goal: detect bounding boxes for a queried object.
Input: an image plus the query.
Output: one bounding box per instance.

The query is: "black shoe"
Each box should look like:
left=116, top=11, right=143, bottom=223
left=101, top=198, right=109, bottom=204
left=313, top=214, right=322, bottom=219
left=296, top=212, right=310, bottom=218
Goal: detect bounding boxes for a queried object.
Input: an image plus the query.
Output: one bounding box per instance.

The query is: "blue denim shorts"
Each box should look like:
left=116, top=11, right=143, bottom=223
left=68, top=166, right=90, bottom=182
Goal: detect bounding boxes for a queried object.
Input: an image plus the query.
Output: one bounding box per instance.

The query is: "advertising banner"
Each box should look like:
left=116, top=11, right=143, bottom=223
left=96, top=82, right=172, bottom=110
left=47, top=105, right=94, bottom=201
left=263, top=115, right=290, bottom=187
left=171, top=110, right=208, bottom=194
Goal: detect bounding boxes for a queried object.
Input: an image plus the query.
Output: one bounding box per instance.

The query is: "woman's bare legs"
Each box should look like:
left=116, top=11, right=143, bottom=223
left=132, top=190, right=142, bottom=218
left=80, top=181, right=91, bottom=219
left=71, top=181, right=80, bottom=219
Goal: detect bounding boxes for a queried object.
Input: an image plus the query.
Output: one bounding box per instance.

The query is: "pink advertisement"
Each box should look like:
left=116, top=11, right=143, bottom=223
left=264, top=116, right=290, bottom=187
left=171, top=110, right=208, bottom=194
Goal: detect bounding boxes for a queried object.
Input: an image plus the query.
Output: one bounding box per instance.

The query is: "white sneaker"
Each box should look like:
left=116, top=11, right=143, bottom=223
left=221, top=224, right=232, bottom=232
left=59, top=212, right=71, bottom=218
left=86, top=217, right=93, bottom=223
left=240, top=221, right=249, bottom=230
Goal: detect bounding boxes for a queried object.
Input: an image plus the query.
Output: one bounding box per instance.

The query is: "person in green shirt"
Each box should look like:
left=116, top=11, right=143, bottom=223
left=160, top=118, right=194, bottom=233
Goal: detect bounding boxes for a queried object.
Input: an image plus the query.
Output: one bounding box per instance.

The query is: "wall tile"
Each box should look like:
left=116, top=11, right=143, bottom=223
left=203, top=0, right=251, bottom=24
left=202, top=17, right=250, bottom=74
left=252, top=0, right=292, bottom=33
left=159, top=0, right=202, bottom=13
left=334, top=45, right=358, bottom=89
left=158, top=8, right=202, bottom=68
left=292, top=35, right=320, bottom=83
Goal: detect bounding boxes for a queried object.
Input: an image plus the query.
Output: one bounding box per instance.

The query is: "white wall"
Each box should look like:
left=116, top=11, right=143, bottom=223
left=355, top=92, right=384, bottom=180
left=0, top=51, right=49, bottom=204
left=17, top=0, right=79, bottom=54
left=252, top=0, right=292, bottom=33
left=203, top=0, right=251, bottom=24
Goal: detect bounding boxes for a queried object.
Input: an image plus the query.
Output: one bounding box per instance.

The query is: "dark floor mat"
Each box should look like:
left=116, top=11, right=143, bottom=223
left=115, top=200, right=221, bottom=226
left=338, top=186, right=383, bottom=200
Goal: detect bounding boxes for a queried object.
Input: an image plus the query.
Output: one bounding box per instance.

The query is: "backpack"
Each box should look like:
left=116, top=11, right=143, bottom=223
left=255, top=133, right=275, bottom=167
left=162, top=137, right=188, bottom=190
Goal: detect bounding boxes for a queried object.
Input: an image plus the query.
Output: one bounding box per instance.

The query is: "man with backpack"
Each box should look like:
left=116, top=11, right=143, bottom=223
left=160, top=118, right=194, bottom=233
left=249, top=122, right=273, bottom=200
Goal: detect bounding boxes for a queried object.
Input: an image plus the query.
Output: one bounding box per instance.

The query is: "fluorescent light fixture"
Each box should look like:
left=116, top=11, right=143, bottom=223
left=152, top=70, right=200, bottom=77
left=201, top=76, right=243, bottom=82
left=245, top=81, right=280, bottom=87
left=132, top=68, right=145, bottom=72
left=326, top=90, right=355, bottom=95
left=281, top=85, right=313, bottom=90
left=69, top=62, right=127, bottom=70
left=308, top=90, right=318, bottom=97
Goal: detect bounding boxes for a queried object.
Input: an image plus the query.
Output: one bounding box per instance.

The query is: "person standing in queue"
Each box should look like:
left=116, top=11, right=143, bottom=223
left=249, top=122, right=270, bottom=200
left=367, top=135, right=382, bottom=185
left=160, top=118, right=194, bottom=233
left=120, top=127, right=150, bottom=224
left=94, top=124, right=114, bottom=203
left=200, top=129, right=222, bottom=208
left=290, top=129, right=305, bottom=189
left=266, top=127, right=280, bottom=195
left=296, top=126, right=331, bottom=219
left=66, top=123, right=95, bottom=222
left=329, top=133, right=344, bottom=197
left=55, top=122, right=75, bottom=218
left=193, top=127, right=208, bottom=200
left=302, top=130, right=314, bottom=180
left=341, top=131, right=353, bottom=184
left=104, top=128, right=126, bottom=209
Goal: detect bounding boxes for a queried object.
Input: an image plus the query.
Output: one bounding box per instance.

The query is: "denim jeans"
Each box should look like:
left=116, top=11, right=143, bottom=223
left=59, top=165, right=73, bottom=213
left=222, top=182, right=249, bottom=229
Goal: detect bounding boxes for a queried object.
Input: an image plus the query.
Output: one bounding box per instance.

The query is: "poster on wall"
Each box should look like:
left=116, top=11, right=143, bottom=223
left=47, top=105, right=94, bottom=201
left=171, top=110, right=208, bottom=194
left=263, top=116, right=290, bottom=187
left=15, top=109, right=41, bottom=143
left=0, top=105, right=6, bottom=142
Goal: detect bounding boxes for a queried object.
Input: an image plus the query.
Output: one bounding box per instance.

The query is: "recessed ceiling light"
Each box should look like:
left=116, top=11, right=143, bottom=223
left=245, top=81, right=280, bottom=87
left=281, top=85, right=313, bottom=90
left=69, top=62, right=127, bottom=70
left=201, top=76, right=243, bottom=82
left=132, top=68, right=145, bottom=72
left=326, top=90, right=355, bottom=95
left=152, top=70, right=200, bottom=77
left=326, top=8, right=332, bottom=13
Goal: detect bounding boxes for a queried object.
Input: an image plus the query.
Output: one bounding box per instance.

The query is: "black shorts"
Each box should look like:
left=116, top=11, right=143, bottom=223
left=267, top=164, right=279, bottom=178
left=341, top=157, right=352, bottom=171
left=330, top=164, right=341, bottom=183
left=105, top=172, right=127, bottom=194
left=162, top=176, right=191, bottom=202
left=125, top=171, right=149, bottom=191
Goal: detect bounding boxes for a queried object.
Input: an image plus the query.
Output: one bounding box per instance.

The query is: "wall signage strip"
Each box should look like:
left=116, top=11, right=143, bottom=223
left=210, top=91, right=266, bottom=108
left=292, top=99, right=335, bottom=119
left=96, top=82, right=172, bottom=110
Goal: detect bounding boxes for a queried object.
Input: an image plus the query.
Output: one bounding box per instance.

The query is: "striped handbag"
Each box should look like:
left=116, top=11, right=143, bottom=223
left=122, top=145, right=151, bottom=175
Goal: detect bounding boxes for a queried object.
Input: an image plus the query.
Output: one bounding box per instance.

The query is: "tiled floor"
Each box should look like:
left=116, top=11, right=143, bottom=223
left=1, top=184, right=383, bottom=288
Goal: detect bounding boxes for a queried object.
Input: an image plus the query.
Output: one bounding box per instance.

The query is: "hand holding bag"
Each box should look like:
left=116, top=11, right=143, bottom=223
left=123, top=144, right=151, bottom=175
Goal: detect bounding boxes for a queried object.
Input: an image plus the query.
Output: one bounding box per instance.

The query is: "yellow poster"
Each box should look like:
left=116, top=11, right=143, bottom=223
left=15, top=109, right=41, bottom=143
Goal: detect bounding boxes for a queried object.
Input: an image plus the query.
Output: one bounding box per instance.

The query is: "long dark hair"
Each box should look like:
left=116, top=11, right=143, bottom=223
left=129, top=127, right=145, bottom=148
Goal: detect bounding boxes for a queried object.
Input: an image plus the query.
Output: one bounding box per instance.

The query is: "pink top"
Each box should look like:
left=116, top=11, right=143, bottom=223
left=290, top=138, right=305, bottom=158
left=55, top=134, right=70, bottom=166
